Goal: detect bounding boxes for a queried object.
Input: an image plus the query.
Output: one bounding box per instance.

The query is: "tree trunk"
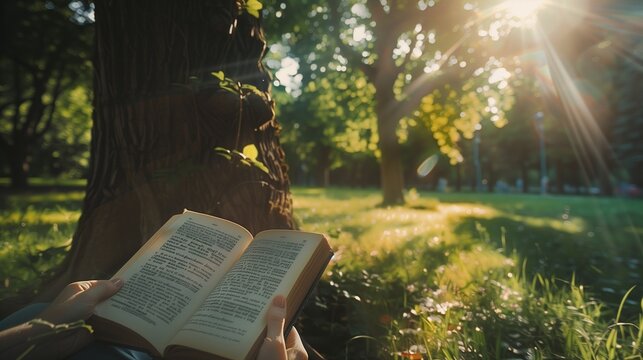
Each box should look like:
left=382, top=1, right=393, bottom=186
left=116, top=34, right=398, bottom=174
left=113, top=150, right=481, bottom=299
left=455, top=163, right=462, bottom=192
left=555, top=159, right=564, bottom=194
left=598, top=163, right=614, bottom=196
left=376, top=113, right=405, bottom=205
left=40, top=0, right=294, bottom=299
left=521, top=163, right=529, bottom=193
left=316, top=145, right=331, bottom=187
left=8, top=143, right=29, bottom=189
left=486, top=161, right=495, bottom=193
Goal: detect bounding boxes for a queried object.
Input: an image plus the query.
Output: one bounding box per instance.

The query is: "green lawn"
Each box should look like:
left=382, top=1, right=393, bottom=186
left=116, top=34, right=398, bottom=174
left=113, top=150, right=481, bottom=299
left=294, top=188, right=642, bottom=307
left=1, top=185, right=641, bottom=358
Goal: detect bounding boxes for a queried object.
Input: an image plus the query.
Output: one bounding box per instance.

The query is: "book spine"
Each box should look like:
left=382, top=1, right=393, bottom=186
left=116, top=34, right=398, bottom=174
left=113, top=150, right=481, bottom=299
left=285, top=251, right=334, bottom=337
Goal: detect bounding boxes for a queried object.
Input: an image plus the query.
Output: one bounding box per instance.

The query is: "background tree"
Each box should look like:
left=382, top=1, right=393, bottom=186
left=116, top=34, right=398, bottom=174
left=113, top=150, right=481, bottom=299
left=279, top=69, right=379, bottom=187
left=42, top=0, right=295, bottom=298
left=265, top=0, right=536, bottom=204
left=36, top=86, right=93, bottom=179
left=0, top=0, right=92, bottom=188
left=612, top=44, right=643, bottom=188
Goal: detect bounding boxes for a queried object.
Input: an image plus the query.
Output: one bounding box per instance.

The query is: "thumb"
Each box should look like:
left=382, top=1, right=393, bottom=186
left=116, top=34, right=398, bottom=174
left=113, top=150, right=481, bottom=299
left=257, top=295, right=288, bottom=360
left=79, top=278, right=124, bottom=304
left=266, top=295, right=286, bottom=341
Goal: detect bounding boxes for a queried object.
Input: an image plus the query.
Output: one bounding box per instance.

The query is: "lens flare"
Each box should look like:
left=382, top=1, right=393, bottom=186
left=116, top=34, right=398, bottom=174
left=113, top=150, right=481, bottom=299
left=417, top=154, right=439, bottom=178
left=504, top=0, right=545, bottom=20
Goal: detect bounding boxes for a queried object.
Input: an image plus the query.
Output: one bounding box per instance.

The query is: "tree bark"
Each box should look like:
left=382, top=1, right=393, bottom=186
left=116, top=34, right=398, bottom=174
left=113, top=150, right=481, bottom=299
left=455, top=163, right=462, bottom=192
left=40, top=0, right=294, bottom=299
left=316, top=145, right=331, bottom=187
left=555, top=159, right=564, bottom=194
left=521, top=163, right=529, bottom=193
left=7, top=142, right=29, bottom=189
left=486, top=161, right=495, bottom=193
left=377, top=116, right=405, bottom=205
left=376, top=71, right=405, bottom=207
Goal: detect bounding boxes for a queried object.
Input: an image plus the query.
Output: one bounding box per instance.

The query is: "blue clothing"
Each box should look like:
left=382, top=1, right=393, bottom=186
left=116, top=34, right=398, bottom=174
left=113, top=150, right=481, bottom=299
left=0, top=303, right=152, bottom=360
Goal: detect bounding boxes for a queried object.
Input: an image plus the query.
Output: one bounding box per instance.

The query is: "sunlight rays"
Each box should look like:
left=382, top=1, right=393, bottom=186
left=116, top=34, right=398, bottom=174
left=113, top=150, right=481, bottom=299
left=528, top=12, right=643, bottom=246
left=527, top=1, right=641, bottom=182
left=504, top=0, right=641, bottom=190
left=537, top=26, right=610, bottom=173
left=502, top=0, right=546, bottom=26
left=538, top=1, right=643, bottom=67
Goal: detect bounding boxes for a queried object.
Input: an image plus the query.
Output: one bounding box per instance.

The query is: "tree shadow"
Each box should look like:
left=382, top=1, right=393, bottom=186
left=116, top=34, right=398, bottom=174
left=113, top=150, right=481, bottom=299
left=0, top=189, right=84, bottom=213
left=300, top=235, right=467, bottom=360
left=453, top=215, right=642, bottom=315
left=294, top=187, right=379, bottom=201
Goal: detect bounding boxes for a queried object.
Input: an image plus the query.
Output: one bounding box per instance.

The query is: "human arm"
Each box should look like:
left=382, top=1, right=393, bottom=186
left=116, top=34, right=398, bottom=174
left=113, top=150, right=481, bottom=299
left=0, top=279, right=123, bottom=360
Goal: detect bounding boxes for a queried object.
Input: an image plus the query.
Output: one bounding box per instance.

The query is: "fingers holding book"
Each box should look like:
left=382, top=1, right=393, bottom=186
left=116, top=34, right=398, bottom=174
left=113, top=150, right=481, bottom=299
left=258, top=295, right=308, bottom=360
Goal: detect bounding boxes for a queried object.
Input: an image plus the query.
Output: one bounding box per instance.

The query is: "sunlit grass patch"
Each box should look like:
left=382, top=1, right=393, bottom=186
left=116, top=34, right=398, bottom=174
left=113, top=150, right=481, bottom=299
left=1, top=186, right=641, bottom=358
left=504, top=212, right=586, bottom=234
left=0, top=190, right=82, bottom=299
left=0, top=208, right=80, bottom=225
left=438, top=247, right=514, bottom=292
left=291, top=187, right=642, bottom=359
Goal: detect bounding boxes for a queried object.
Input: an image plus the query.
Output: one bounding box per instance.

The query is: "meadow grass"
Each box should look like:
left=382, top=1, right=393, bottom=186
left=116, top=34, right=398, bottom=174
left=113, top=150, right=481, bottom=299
left=292, top=187, right=642, bottom=358
left=0, top=189, right=84, bottom=299
left=0, top=185, right=641, bottom=358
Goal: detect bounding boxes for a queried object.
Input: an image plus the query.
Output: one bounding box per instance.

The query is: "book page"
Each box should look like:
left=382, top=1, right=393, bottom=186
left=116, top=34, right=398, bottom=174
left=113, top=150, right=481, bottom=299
left=168, top=231, right=322, bottom=360
left=94, top=211, right=253, bottom=354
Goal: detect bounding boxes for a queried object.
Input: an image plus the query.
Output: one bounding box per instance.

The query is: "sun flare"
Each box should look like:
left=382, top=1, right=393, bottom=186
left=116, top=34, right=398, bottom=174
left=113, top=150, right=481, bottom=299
left=504, top=0, right=546, bottom=23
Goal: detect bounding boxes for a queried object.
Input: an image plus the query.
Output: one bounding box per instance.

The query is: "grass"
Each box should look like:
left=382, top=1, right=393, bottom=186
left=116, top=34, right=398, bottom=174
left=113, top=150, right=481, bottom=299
left=0, top=184, right=641, bottom=359
left=292, top=188, right=642, bottom=358
left=0, top=188, right=84, bottom=300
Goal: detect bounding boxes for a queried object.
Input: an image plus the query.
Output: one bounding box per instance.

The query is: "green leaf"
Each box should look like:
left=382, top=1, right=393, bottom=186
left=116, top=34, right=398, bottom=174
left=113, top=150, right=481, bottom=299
left=250, top=159, right=270, bottom=174
left=244, top=0, right=263, bottom=18
left=211, top=71, right=225, bottom=81
left=241, top=83, right=263, bottom=96
left=214, top=147, right=232, bottom=160
left=220, top=82, right=240, bottom=94
left=214, top=147, right=231, bottom=154
left=242, top=144, right=259, bottom=160
left=213, top=145, right=267, bottom=174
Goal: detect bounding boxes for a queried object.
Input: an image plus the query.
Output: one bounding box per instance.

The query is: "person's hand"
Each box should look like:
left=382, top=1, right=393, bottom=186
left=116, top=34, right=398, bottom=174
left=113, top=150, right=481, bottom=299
left=39, top=278, right=124, bottom=324
left=35, top=279, right=124, bottom=357
left=257, top=295, right=307, bottom=360
left=0, top=279, right=123, bottom=360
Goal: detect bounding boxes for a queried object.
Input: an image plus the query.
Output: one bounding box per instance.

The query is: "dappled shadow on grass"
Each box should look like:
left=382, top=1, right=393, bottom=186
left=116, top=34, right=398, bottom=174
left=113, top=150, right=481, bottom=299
left=294, top=190, right=643, bottom=358
left=294, top=187, right=380, bottom=201
left=0, top=191, right=84, bottom=213
left=299, top=239, right=465, bottom=359
left=428, top=192, right=643, bottom=314
left=453, top=215, right=642, bottom=316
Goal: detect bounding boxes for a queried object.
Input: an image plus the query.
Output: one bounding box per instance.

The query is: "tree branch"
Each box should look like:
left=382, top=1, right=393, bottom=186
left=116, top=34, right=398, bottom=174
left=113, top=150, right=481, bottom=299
left=12, top=60, right=22, bottom=136
left=36, top=64, right=67, bottom=138
left=0, top=98, right=26, bottom=114
left=6, top=53, right=38, bottom=75
left=0, top=134, right=8, bottom=151
left=407, top=0, right=463, bottom=34
left=23, top=31, right=71, bottom=138
left=328, top=0, right=375, bottom=80
left=365, top=0, right=386, bottom=23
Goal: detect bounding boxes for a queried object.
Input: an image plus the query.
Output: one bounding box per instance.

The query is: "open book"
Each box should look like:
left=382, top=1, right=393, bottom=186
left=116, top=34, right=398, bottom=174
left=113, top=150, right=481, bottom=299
left=91, top=210, right=333, bottom=360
